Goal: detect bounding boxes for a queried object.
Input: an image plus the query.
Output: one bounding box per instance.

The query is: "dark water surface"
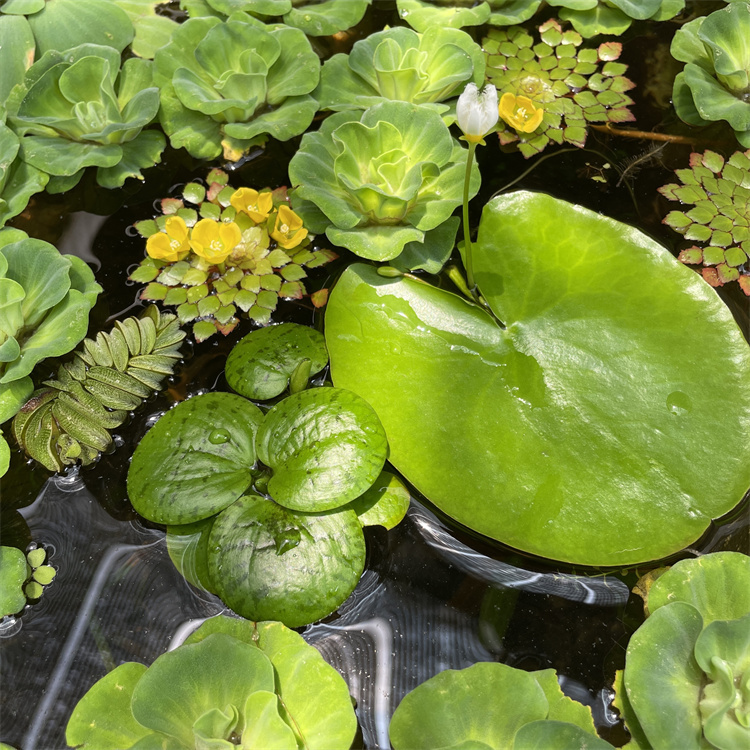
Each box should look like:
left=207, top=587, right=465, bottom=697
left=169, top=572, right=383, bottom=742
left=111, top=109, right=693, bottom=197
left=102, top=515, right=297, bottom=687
left=2, top=6, right=749, bottom=749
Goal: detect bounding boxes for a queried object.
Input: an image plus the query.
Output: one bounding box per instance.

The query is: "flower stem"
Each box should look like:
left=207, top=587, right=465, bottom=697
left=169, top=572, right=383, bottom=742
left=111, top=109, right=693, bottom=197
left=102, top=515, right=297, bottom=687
left=462, top=141, right=477, bottom=292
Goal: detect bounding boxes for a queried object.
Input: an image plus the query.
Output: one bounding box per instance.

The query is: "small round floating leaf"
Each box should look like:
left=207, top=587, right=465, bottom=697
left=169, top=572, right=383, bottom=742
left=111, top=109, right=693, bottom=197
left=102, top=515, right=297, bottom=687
left=131, top=633, right=275, bottom=747
left=0, top=546, right=28, bottom=617
left=349, top=470, right=410, bottom=529
left=646, top=551, right=750, bottom=624
left=207, top=494, right=366, bottom=628
left=127, top=392, right=263, bottom=525
left=31, top=565, right=55, bottom=585
left=256, top=387, right=388, bottom=512
left=225, top=322, right=328, bottom=400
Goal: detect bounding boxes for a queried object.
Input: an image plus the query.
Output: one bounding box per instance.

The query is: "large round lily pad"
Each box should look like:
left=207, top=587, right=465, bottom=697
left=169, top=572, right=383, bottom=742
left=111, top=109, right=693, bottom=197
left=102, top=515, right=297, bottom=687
left=128, top=392, right=263, bottom=525
left=207, top=493, right=366, bottom=627
left=326, top=191, right=750, bottom=565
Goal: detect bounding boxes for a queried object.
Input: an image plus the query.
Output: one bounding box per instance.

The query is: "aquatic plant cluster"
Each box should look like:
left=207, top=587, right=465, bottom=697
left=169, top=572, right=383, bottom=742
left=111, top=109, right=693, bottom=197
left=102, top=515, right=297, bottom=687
left=1, top=1, right=749, bottom=750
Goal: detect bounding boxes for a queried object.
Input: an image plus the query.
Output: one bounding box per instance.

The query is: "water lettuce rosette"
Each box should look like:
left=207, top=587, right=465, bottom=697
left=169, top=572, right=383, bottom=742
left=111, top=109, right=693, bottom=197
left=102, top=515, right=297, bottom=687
left=396, top=0, right=684, bottom=36
left=153, top=16, right=320, bottom=160
left=8, top=43, right=164, bottom=192
left=315, top=25, right=485, bottom=122
left=671, top=1, right=750, bottom=148
left=180, top=0, right=371, bottom=36
left=615, top=552, right=750, bottom=750
left=288, top=100, right=479, bottom=261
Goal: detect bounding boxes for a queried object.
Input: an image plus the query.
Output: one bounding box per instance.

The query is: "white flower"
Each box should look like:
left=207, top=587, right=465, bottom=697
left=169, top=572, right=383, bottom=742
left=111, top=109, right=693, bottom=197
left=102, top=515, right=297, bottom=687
left=456, top=83, right=499, bottom=145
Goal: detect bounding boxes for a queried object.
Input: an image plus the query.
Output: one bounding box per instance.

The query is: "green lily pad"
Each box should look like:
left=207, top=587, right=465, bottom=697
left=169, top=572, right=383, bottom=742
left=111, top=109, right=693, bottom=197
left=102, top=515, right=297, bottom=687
left=207, top=494, right=366, bottom=627
left=127, top=392, right=263, bottom=524
left=646, top=551, right=750, bottom=625
left=225, top=322, right=328, bottom=401
left=0, top=545, right=27, bottom=617
left=326, top=191, right=750, bottom=566
left=349, top=470, right=410, bottom=529
left=514, top=720, right=616, bottom=750
left=256, top=387, right=388, bottom=513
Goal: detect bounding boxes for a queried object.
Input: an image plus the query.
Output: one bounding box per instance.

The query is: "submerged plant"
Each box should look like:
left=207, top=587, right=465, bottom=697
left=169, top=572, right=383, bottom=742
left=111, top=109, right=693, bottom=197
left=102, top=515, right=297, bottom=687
left=396, top=0, right=683, bottom=35
left=288, top=100, right=479, bottom=262
left=12, top=305, right=185, bottom=472
left=128, top=323, right=408, bottom=626
left=659, top=149, right=750, bottom=295
left=66, top=616, right=358, bottom=749
left=614, top=552, right=750, bottom=750
left=315, top=25, right=486, bottom=121
left=152, top=16, right=320, bottom=160
left=180, top=0, right=371, bottom=36
left=671, top=1, right=750, bottom=149
left=130, top=170, right=336, bottom=340
left=484, top=19, right=635, bottom=158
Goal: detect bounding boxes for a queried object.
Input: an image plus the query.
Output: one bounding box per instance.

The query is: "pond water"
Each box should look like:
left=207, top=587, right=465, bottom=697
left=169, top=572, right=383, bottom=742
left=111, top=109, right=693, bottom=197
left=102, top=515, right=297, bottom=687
left=1, top=4, right=749, bottom=749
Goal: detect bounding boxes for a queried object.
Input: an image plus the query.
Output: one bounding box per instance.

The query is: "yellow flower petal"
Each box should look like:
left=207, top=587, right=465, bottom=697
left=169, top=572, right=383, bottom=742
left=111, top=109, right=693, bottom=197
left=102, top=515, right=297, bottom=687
left=498, top=92, right=545, bottom=134
left=230, top=187, right=274, bottom=223
left=189, top=219, right=240, bottom=264
left=146, top=216, right=191, bottom=263
left=270, top=205, right=308, bottom=250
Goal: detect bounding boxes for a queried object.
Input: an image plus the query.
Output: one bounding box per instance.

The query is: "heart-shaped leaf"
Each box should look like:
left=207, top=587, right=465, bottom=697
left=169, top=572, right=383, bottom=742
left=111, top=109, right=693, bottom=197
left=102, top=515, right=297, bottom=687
left=128, top=392, right=263, bottom=524
left=225, top=322, right=328, bottom=400
left=325, top=191, right=750, bottom=565
left=207, top=493, right=366, bottom=627
left=256, top=387, right=388, bottom=512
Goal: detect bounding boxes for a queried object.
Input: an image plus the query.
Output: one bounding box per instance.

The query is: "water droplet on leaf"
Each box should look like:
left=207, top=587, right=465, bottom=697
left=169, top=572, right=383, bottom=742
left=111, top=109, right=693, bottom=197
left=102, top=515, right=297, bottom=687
left=274, top=528, right=301, bottom=555
left=208, top=428, right=231, bottom=444
left=666, top=391, right=692, bottom=416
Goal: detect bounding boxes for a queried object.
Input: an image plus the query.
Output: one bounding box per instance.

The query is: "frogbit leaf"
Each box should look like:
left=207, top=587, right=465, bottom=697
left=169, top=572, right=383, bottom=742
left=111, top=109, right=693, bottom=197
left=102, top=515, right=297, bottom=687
left=225, top=322, right=328, bottom=401
left=207, top=494, right=366, bottom=627
left=256, top=387, right=388, bottom=513
left=128, top=392, right=263, bottom=524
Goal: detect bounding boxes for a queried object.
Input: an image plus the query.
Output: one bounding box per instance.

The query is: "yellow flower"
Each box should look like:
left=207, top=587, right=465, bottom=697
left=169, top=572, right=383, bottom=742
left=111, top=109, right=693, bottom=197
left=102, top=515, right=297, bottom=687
left=230, top=188, right=274, bottom=223
left=498, top=92, right=544, bottom=134
left=145, top=216, right=190, bottom=263
left=189, top=219, right=242, bottom=264
left=270, top=205, right=308, bottom=250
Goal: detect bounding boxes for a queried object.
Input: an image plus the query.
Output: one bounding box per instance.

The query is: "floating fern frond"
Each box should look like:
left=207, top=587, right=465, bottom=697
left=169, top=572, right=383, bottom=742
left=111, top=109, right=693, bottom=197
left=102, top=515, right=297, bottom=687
left=12, top=306, right=186, bottom=472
